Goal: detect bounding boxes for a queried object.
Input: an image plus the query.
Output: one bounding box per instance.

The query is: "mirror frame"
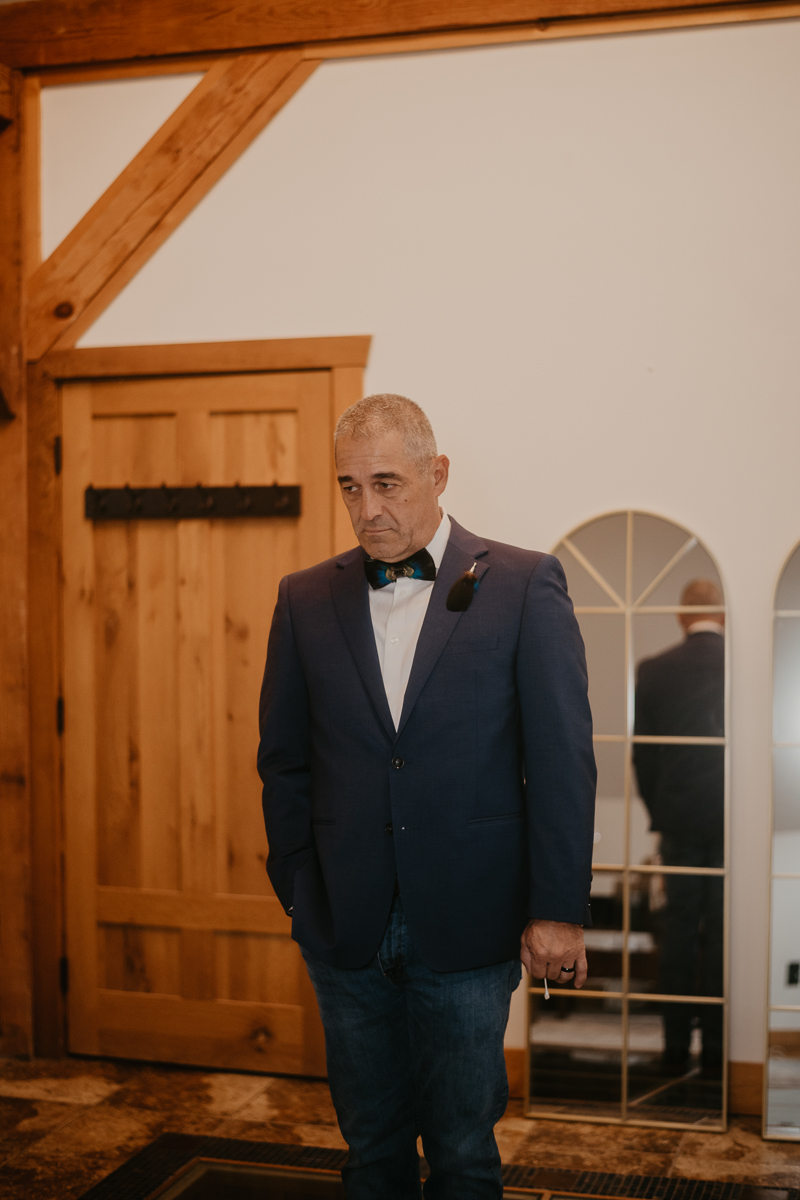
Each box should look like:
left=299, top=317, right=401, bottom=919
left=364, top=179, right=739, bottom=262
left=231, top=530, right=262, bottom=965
left=763, top=540, right=800, bottom=1140
left=525, top=509, right=730, bottom=1132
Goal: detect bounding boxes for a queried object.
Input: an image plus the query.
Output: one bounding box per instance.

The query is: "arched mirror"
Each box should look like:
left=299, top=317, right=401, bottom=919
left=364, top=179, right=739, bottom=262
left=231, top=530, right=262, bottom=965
left=526, top=511, right=728, bottom=1131
left=765, top=542, right=800, bottom=1139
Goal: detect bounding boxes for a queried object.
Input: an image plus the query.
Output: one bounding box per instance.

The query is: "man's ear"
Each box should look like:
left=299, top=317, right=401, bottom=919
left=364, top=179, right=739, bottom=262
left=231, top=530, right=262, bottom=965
left=433, top=455, right=450, bottom=495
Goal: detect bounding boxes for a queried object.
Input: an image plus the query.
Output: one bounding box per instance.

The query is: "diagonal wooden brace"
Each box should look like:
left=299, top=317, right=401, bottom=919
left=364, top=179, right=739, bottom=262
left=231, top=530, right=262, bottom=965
left=26, top=50, right=318, bottom=360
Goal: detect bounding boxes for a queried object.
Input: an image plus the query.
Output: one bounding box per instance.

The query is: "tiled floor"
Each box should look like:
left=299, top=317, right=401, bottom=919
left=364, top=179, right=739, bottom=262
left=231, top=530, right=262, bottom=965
left=1, top=1057, right=800, bottom=1198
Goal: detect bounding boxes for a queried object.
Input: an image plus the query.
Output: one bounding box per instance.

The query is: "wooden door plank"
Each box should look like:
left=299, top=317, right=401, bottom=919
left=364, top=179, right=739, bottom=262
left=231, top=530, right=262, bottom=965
left=96, top=991, right=306, bottom=1073
left=93, top=522, right=141, bottom=887
left=177, top=520, right=215, bottom=895
left=175, top=410, right=217, bottom=1001
left=214, top=519, right=282, bottom=897
left=209, top=512, right=229, bottom=904
left=206, top=399, right=306, bottom=1036
left=61, top=382, right=100, bottom=1052
left=2, top=0, right=798, bottom=71
left=91, top=413, right=181, bottom=910
left=27, top=52, right=317, bottom=360
left=138, top=524, right=181, bottom=890
left=97, top=886, right=291, bottom=933
left=295, top=373, right=334, bottom=570
left=209, top=408, right=297, bottom=899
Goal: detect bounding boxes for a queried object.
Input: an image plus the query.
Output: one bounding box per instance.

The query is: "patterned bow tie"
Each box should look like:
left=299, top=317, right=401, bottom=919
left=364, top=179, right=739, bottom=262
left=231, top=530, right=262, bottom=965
left=364, top=547, right=437, bottom=589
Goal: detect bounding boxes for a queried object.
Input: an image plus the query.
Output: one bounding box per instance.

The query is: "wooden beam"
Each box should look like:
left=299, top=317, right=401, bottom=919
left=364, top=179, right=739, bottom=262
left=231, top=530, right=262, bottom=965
left=37, top=56, right=220, bottom=86
left=43, top=336, right=371, bottom=381
left=308, top=0, right=800, bottom=54
left=0, top=65, right=33, bottom=1058
left=27, top=363, right=66, bottom=1056
left=2, top=0, right=799, bottom=71
left=26, top=51, right=318, bottom=361
left=21, top=76, right=40, bottom=274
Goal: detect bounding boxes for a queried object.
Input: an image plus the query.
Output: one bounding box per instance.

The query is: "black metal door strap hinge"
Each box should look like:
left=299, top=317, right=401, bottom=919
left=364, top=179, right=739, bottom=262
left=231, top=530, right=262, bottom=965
left=85, top=483, right=301, bottom=521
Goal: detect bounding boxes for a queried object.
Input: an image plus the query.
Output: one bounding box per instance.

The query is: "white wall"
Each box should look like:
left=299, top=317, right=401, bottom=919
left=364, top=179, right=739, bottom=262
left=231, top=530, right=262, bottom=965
left=41, top=74, right=202, bottom=257
left=42, top=19, right=800, bottom=1061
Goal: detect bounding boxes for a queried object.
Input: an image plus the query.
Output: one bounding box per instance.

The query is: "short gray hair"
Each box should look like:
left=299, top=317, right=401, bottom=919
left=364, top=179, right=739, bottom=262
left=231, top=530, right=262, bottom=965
left=335, top=394, right=437, bottom=471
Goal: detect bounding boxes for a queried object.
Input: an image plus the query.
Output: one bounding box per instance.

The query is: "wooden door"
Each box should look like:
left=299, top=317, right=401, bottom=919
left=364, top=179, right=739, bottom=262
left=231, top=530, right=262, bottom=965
left=61, top=369, right=333, bottom=1075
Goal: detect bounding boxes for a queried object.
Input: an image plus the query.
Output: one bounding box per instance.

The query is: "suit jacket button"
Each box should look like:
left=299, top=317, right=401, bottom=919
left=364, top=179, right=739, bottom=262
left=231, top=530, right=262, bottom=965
left=385, top=823, right=393, bottom=835
left=391, top=756, right=404, bottom=769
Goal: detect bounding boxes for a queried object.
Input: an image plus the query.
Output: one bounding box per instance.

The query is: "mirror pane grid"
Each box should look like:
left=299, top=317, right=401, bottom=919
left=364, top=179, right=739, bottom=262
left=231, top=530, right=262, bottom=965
left=769, top=880, right=800, bottom=1009
left=776, top=546, right=800, bottom=612
left=528, top=990, right=623, bottom=1121
left=767, top=1012, right=800, bottom=1138
left=568, top=513, right=629, bottom=602
left=593, top=743, right=626, bottom=867
left=530, top=511, right=727, bottom=1129
left=768, top=561, right=800, bottom=1139
left=774, top=617, right=800, bottom=746
left=626, top=998, right=724, bottom=1129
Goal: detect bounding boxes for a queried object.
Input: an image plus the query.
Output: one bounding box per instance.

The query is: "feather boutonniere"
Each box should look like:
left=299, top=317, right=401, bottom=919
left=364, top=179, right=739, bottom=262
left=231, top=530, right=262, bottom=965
left=446, top=561, right=480, bottom=612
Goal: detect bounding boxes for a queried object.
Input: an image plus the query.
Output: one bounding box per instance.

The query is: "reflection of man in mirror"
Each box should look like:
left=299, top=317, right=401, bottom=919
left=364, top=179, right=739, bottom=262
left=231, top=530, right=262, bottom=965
left=633, top=579, right=724, bottom=1077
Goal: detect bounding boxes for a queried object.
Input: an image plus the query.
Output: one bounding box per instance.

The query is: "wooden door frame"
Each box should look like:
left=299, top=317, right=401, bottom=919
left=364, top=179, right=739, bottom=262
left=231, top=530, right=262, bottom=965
left=27, top=334, right=369, bottom=1055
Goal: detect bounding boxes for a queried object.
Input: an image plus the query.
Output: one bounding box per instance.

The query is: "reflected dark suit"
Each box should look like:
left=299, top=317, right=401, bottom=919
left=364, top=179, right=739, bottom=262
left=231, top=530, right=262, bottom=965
left=633, top=631, right=724, bottom=1068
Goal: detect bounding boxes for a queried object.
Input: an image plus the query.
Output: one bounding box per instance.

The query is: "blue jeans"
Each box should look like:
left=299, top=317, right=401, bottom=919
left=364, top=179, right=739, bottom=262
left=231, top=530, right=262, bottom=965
left=301, top=895, right=521, bottom=1200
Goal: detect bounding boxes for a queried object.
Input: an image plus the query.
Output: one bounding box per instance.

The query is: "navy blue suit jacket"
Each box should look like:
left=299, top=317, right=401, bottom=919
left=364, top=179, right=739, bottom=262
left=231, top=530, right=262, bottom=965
left=257, top=517, right=596, bottom=972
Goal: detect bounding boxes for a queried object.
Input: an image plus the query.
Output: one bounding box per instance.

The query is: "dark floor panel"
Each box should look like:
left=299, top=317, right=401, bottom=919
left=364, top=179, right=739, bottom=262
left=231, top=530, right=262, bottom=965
left=77, top=1135, right=800, bottom=1200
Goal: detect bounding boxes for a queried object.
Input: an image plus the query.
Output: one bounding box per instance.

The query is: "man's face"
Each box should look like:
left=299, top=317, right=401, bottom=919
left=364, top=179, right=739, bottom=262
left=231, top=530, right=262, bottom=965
left=336, top=429, right=449, bottom=562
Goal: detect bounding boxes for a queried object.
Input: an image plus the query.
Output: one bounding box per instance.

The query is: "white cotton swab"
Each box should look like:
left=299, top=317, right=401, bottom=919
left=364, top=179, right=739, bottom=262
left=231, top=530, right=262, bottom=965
left=543, top=977, right=550, bottom=1000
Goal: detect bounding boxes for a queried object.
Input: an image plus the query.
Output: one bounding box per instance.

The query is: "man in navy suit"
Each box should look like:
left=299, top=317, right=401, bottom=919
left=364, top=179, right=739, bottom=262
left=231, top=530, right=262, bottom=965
left=258, top=394, right=596, bottom=1199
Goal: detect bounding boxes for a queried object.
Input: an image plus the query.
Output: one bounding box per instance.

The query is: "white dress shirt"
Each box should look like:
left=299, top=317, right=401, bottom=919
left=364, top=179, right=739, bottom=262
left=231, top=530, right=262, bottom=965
left=368, top=510, right=451, bottom=729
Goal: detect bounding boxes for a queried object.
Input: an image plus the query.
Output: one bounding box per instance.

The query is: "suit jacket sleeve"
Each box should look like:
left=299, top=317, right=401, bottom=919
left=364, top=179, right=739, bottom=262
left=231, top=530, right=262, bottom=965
left=257, top=574, right=313, bottom=914
left=516, top=554, right=596, bottom=925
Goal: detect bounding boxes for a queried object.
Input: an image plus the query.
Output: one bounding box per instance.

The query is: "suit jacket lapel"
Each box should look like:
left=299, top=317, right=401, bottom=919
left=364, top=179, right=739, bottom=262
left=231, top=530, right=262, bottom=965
left=330, top=550, right=396, bottom=742
left=395, top=520, right=489, bottom=740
